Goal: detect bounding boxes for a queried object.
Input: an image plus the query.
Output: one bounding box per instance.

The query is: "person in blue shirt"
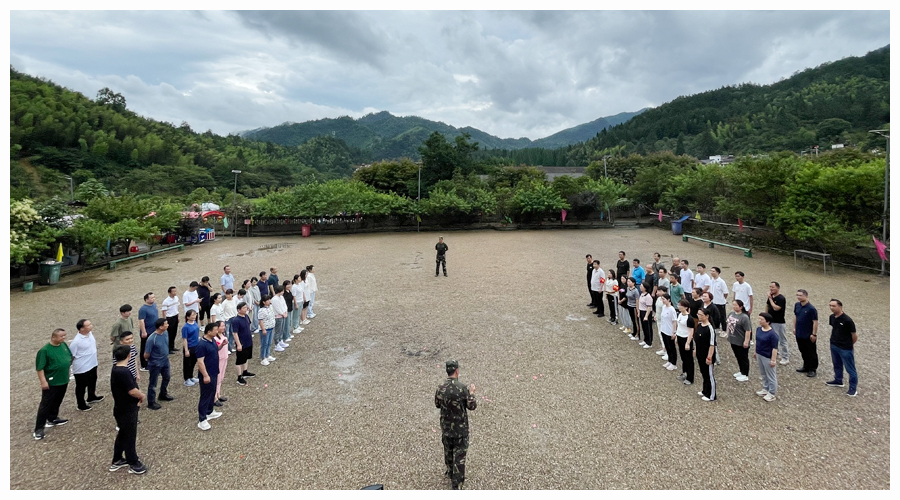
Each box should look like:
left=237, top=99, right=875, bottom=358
left=143, top=318, right=174, bottom=410
left=195, top=323, right=225, bottom=430
left=631, top=259, right=646, bottom=285
left=137, top=293, right=159, bottom=371
left=181, top=310, right=201, bottom=386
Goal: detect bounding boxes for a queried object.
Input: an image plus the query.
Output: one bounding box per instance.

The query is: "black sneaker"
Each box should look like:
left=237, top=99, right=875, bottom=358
left=158, top=394, right=175, bottom=402
left=148, top=402, right=162, bottom=410
left=237, top=376, right=247, bottom=386
left=213, top=400, right=224, bottom=407
left=242, top=371, right=256, bottom=378
left=825, top=380, right=845, bottom=387
left=806, top=370, right=817, bottom=378
left=129, top=462, right=149, bottom=475
left=51, top=418, right=68, bottom=426
left=77, top=406, right=93, bottom=412
left=109, top=459, right=129, bottom=472
left=847, top=389, right=858, bottom=397
left=217, top=396, right=228, bottom=402
left=86, top=395, right=105, bottom=404
left=33, top=429, right=45, bottom=440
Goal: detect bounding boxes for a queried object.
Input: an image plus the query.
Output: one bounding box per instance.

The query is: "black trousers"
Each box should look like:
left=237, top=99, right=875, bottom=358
left=198, top=377, right=217, bottom=422
left=166, top=315, right=179, bottom=351
left=442, top=433, right=469, bottom=485
left=677, top=336, right=694, bottom=383
left=435, top=256, right=447, bottom=276
left=183, top=347, right=197, bottom=381
left=640, top=313, right=653, bottom=345
left=35, top=383, right=68, bottom=432
left=587, top=284, right=594, bottom=305
left=730, top=343, right=750, bottom=376
left=605, top=294, right=617, bottom=321
left=662, top=334, right=678, bottom=366
left=796, top=337, right=819, bottom=371
left=715, top=304, right=728, bottom=331
left=74, top=366, right=98, bottom=409
left=697, top=349, right=717, bottom=399
left=199, top=303, right=212, bottom=322
left=113, top=410, right=140, bottom=465
left=591, top=291, right=605, bottom=316
left=139, top=334, right=148, bottom=369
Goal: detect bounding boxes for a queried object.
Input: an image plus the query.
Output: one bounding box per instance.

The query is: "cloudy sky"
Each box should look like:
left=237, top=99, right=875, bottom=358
left=8, top=9, right=890, bottom=140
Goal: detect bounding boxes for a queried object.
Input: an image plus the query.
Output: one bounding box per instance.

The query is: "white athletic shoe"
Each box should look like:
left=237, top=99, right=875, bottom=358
left=733, top=372, right=742, bottom=378
left=735, top=375, right=749, bottom=382
left=267, top=356, right=276, bottom=362
left=198, top=419, right=211, bottom=431
left=289, top=335, right=296, bottom=339
left=756, top=389, right=769, bottom=396
left=638, top=341, right=646, bottom=346
left=274, top=346, right=285, bottom=352
left=661, top=355, right=669, bottom=361
left=260, top=359, right=270, bottom=366
left=307, top=314, right=316, bottom=319
left=655, top=349, right=665, bottom=355
left=301, top=319, right=311, bottom=325
left=763, top=393, right=777, bottom=402
left=642, top=344, right=652, bottom=349
left=292, top=328, right=302, bottom=334
left=666, top=363, right=677, bottom=371
left=207, top=411, right=222, bottom=420
left=779, top=358, right=790, bottom=365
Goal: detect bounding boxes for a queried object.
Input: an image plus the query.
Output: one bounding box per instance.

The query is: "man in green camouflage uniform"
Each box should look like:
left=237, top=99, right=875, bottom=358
left=435, top=237, right=448, bottom=277
left=434, top=359, right=476, bottom=489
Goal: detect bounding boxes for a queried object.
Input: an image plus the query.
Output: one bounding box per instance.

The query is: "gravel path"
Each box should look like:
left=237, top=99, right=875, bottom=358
left=8, top=229, right=890, bottom=489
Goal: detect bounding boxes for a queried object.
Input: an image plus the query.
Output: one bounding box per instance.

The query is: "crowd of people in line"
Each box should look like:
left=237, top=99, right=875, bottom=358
left=32, top=263, right=320, bottom=475
left=585, top=251, right=860, bottom=403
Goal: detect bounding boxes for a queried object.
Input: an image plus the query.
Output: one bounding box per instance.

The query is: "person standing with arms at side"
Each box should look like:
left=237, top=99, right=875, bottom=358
left=667, top=274, right=685, bottom=310
left=679, top=260, right=694, bottom=294
left=726, top=300, right=753, bottom=382
left=732, top=272, right=754, bottom=315
left=195, top=324, right=224, bottom=430
left=826, top=299, right=858, bottom=396
left=108, top=345, right=147, bottom=474
left=623, top=277, right=640, bottom=338
left=220, top=289, right=238, bottom=353
left=71, top=319, right=104, bottom=412
left=143, top=318, right=174, bottom=410
left=161, top=286, right=180, bottom=354
left=114, top=331, right=141, bottom=387
left=631, top=259, right=645, bottom=286
left=181, top=310, right=200, bottom=387
left=212, top=321, right=230, bottom=407
left=197, top=276, right=213, bottom=327
left=585, top=254, right=596, bottom=307
left=693, top=264, right=711, bottom=295
left=183, top=281, right=201, bottom=327
left=248, top=277, right=262, bottom=333
left=669, top=256, right=682, bottom=279
left=604, top=269, right=618, bottom=325
left=435, top=237, right=449, bottom=277
left=232, top=302, right=256, bottom=386
left=651, top=252, right=665, bottom=275
left=638, top=283, right=654, bottom=348
left=298, top=270, right=312, bottom=326
left=137, top=293, right=158, bottom=372
left=267, top=267, right=280, bottom=296
left=435, top=360, right=477, bottom=490
left=793, top=290, right=819, bottom=378
left=257, top=295, right=276, bottom=365
left=675, top=299, right=696, bottom=386
left=766, top=282, right=790, bottom=365
left=693, top=308, right=717, bottom=401
left=754, top=313, right=779, bottom=402
left=616, top=251, right=630, bottom=282
left=109, top=305, right=136, bottom=346
left=709, top=267, right=729, bottom=334
left=590, top=260, right=605, bottom=318
left=220, top=265, right=234, bottom=294
left=659, top=295, right=678, bottom=371
left=270, top=286, right=289, bottom=353
left=33, top=328, right=72, bottom=440
left=306, top=265, right=318, bottom=319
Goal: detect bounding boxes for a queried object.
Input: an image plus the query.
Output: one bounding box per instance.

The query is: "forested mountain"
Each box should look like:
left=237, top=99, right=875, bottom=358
left=241, top=109, right=646, bottom=160
left=9, top=68, right=364, bottom=199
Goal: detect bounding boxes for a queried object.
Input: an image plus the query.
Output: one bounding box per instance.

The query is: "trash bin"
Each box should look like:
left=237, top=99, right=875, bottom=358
left=38, top=261, right=62, bottom=285
left=301, top=224, right=311, bottom=237
left=671, top=215, right=691, bottom=235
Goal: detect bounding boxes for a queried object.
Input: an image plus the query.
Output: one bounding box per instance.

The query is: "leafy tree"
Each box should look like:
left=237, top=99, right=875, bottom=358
left=352, top=159, right=420, bottom=197
left=487, top=165, right=546, bottom=190
left=95, top=87, right=127, bottom=112
left=418, top=131, right=478, bottom=188
left=75, top=177, right=109, bottom=201
left=511, top=180, right=569, bottom=220
left=10, top=198, right=60, bottom=265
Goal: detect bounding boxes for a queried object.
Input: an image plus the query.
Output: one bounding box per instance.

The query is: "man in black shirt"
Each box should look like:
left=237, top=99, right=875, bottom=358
left=766, top=282, right=790, bottom=365
left=670, top=256, right=682, bottom=278
left=585, top=254, right=595, bottom=307
left=109, top=345, right=147, bottom=475
left=616, top=251, right=630, bottom=282
left=435, top=237, right=449, bottom=277
left=826, top=299, right=859, bottom=396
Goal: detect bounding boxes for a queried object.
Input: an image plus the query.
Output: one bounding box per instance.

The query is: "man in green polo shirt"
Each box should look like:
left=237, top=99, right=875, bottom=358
left=34, top=328, right=72, bottom=440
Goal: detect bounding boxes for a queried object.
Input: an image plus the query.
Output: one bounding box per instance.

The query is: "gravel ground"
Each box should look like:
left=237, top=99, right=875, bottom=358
left=8, top=228, right=890, bottom=490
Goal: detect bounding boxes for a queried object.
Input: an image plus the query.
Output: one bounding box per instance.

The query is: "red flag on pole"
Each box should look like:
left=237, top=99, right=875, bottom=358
left=657, top=210, right=663, bottom=222
left=561, top=209, right=567, bottom=222
left=874, top=236, right=888, bottom=261
left=738, top=218, right=744, bottom=231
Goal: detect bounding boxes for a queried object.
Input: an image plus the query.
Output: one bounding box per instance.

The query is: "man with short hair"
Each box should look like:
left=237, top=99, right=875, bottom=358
left=766, top=282, right=790, bottom=365
left=651, top=252, right=666, bottom=275
left=33, top=328, right=72, bottom=440
left=232, top=303, right=256, bottom=385
left=270, top=286, right=289, bottom=352
left=110, top=305, right=136, bottom=346
left=161, top=286, right=180, bottom=354
left=109, top=345, right=147, bottom=475
left=631, top=259, right=645, bottom=284
left=267, top=267, right=280, bottom=296
left=144, top=318, right=174, bottom=410
left=71, top=319, right=104, bottom=412
left=435, top=237, right=449, bottom=277
left=306, top=265, right=318, bottom=319
left=435, top=360, right=477, bottom=490
left=679, top=260, right=694, bottom=293
left=693, top=264, right=711, bottom=294
left=732, top=272, right=754, bottom=315
left=257, top=272, right=269, bottom=299
left=220, top=289, right=238, bottom=352
left=585, top=254, right=596, bottom=307
left=826, top=299, right=858, bottom=396
left=183, top=281, right=201, bottom=318
left=616, top=251, right=630, bottom=281
left=198, top=276, right=213, bottom=326
left=669, top=256, right=682, bottom=278
left=137, top=293, right=158, bottom=371
left=667, top=274, right=684, bottom=307
left=195, top=324, right=224, bottom=430
left=709, top=267, right=729, bottom=333
left=794, top=290, right=819, bottom=377
left=220, top=265, right=234, bottom=294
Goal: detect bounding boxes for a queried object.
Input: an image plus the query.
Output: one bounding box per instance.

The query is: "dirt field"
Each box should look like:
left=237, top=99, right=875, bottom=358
left=8, top=228, right=890, bottom=490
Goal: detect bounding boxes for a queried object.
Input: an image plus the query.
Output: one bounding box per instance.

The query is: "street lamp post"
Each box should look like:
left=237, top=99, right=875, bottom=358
left=231, top=169, right=242, bottom=237
left=869, top=130, right=890, bottom=276
left=602, top=155, right=611, bottom=179
left=64, top=175, right=74, bottom=200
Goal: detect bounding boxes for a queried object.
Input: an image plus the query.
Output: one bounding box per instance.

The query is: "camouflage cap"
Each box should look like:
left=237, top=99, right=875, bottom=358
left=445, top=360, right=459, bottom=373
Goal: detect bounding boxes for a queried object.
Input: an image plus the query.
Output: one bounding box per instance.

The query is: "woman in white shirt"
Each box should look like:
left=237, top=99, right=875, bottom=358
left=659, top=294, right=679, bottom=371
left=220, top=289, right=238, bottom=352
left=298, top=270, right=311, bottom=325
left=604, top=269, right=618, bottom=325
left=291, top=274, right=303, bottom=334
left=675, top=299, right=696, bottom=386
left=257, top=295, right=276, bottom=365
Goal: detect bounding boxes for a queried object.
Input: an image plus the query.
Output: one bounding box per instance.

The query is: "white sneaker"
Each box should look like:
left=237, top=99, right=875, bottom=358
left=733, top=372, right=742, bottom=378
left=292, top=328, right=302, bottom=334
left=642, top=344, right=652, bottom=349
left=307, top=314, right=315, bottom=318
left=267, top=356, right=276, bottom=362
left=763, top=393, right=777, bottom=402
left=661, top=355, right=669, bottom=361
left=190, top=377, right=199, bottom=383
left=289, top=335, right=295, bottom=339
left=253, top=329, right=260, bottom=334
left=198, top=419, right=211, bottom=431
left=207, top=411, right=222, bottom=420
left=638, top=341, right=646, bottom=346
left=184, top=379, right=196, bottom=387
left=655, top=349, right=665, bottom=355
left=735, top=375, right=749, bottom=382
left=301, top=319, right=311, bottom=325
left=666, top=363, right=677, bottom=371
left=702, top=396, right=714, bottom=401
left=756, top=389, right=769, bottom=396
left=280, top=341, right=290, bottom=348
left=274, top=346, right=285, bottom=352
left=778, top=358, right=790, bottom=365
left=260, top=359, right=270, bottom=366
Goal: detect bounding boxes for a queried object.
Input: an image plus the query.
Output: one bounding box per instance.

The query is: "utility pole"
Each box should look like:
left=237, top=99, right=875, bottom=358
left=602, top=155, right=611, bottom=179
left=64, top=175, right=74, bottom=200
left=869, top=130, right=890, bottom=276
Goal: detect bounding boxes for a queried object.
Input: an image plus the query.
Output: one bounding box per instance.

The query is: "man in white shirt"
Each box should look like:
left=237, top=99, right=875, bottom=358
left=183, top=281, right=201, bottom=316
left=270, top=287, right=289, bottom=352
left=693, top=263, right=712, bottom=294
left=679, top=260, right=694, bottom=293
left=306, top=265, right=318, bottom=319
left=220, top=265, right=234, bottom=294
left=731, top=272, right=754, bottom=314
left=220, top=290, right=238, bottom=352
left=709, top=267, right=729, bottom=333
left=70, top=319, right=104, bottom=411
left=161, top=286, right=180, bottom=354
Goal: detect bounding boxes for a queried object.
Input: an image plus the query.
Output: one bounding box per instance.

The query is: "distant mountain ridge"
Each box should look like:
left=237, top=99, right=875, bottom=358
left=240, top=108, right=646, bottom=160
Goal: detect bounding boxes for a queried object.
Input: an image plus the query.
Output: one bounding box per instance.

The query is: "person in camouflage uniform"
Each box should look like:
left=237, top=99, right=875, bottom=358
left=434, top=359, right=477, bottom=489
left=435, top=237, right=448, bottom=277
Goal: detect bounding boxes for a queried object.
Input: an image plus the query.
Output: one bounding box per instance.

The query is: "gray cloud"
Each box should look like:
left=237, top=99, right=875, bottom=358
left=8, top=10, right=889, bottom=141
